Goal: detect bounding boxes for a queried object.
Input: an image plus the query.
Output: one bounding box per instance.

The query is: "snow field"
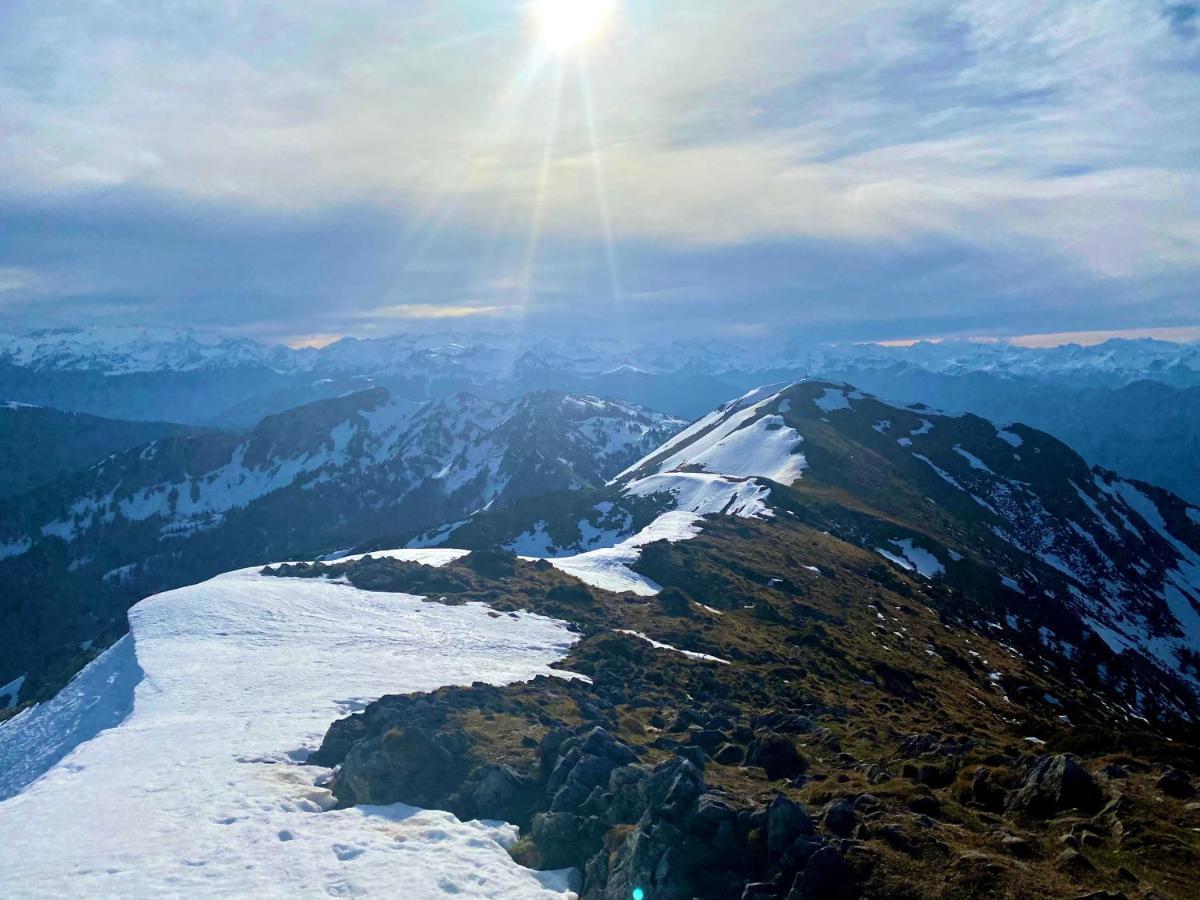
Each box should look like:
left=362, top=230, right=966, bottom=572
left=0, top=562, right=582, bottom=898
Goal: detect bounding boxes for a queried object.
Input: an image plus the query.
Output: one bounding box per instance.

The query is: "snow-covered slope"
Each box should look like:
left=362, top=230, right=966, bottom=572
left=0, top=388, right=682, bottom=709
left=465, top=386, right=809, bottom=598
left=0, top=552, right=578, bottom=897
left=1, top=389, right=680, bottom=554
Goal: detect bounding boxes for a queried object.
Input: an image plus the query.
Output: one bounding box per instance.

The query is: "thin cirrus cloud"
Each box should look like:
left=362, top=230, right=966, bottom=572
left=0, top=0, right=1197, bottom=341
left=371, top=304, right=516, bottom=320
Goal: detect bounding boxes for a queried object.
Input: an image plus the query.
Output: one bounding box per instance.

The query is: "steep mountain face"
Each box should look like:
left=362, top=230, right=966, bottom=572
left=0, top=388, right=682, bottom=706
left=0, top=402, right=208, bottom=499
left=808, top=368, right=1200, bottom=505
left=437, top=381, right=1200, bottom=727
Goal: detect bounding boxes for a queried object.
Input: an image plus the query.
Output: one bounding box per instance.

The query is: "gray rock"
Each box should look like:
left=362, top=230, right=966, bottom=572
left=714, top=742, right=746, bottom=766
left=531, top=812, right=605, bottom=870
left=1008, top=755, right=1104, bottom=818
left=788, top=846, right=851, bottom=900
left=465, top=764, right=536, bottom=824
left=820, top=798, right=856, bottom=838
left=1157, top=767, right=1195, bottom=799
left=1055, top=848, right=1095, bottom=876
left=747, top=733, right=807, bottom=781
left=767, top=794, right=814, bottom=858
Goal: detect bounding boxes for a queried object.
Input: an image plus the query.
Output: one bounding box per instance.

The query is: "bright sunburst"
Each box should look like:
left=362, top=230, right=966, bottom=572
left=533, top=0, right=616, bottom=54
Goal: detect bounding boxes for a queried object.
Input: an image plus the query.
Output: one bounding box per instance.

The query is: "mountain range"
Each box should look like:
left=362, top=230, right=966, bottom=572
left=2, top=379, right=1198, bottom=898
left=0, top=389, right=682, bottom=706
left=4, top=326, right=1198, bottom=505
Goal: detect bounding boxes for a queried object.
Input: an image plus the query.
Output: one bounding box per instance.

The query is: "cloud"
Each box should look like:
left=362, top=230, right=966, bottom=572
left=0, top=1, right=1197, bottom=338
left=370, top=303, right=516, bottom=320
left=284, top=333, right=345, bottom=350
left=0, top=267, right=41, bottom=296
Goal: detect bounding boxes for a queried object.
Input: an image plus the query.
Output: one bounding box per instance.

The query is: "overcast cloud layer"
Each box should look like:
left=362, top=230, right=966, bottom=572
left=1, top=0, right=1197, bottom=343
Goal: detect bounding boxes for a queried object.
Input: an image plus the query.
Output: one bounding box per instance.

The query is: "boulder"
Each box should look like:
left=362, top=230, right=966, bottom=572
left=767, top=794, right=814, bottom=858
left=1008, top=755, right=1104, bottom=818
left=714, top=742, right=746, bottom=766
left=1055, top=848, right=1095, bottom=877
left=462, top=764, right=537, bottom=825
left=530, top=812, right=605, bottom=870
left=641, top=757, right=705, bottom=823
left=820, top=798, right=856, bottom=838
left=548, top=727, right=639, bottom=811
left=690, top=728, right=728, bottom=751
left=968, top=767, right=1008, bottom=812
left=334, top=724, right=470, bottom=807
left=607, top=764, right=649, bottom=824
left=604, top=820, right=707, bottom=900
left=1157, top=767, right=1195, bottom=799
left=787, top=846, right=851, bottom=900
left=748, top=733, right=807, bottom=781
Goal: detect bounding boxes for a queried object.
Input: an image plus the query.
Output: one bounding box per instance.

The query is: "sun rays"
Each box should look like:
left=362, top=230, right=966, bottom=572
left=533, top=0, right=617, bottom=55
left=383, top=2, right=625, bottom=350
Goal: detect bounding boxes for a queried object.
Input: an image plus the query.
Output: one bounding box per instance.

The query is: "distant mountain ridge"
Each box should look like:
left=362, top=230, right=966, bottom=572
left=0, top=388, right=683, bottom=705
left=3, top=325, right=1198, bottom=504
left=4, top=325, right=1199, bottom=384
left=0, top=403, right=209, bottom=500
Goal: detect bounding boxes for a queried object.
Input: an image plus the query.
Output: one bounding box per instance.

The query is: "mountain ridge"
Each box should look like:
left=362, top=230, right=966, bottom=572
left=425, top=381, right=1200, bottom=729
left=0, top=387, right=682, bottom=708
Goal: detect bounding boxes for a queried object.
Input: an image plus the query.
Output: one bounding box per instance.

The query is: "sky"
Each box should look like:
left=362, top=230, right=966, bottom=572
left=0, top=0, right=1198, bottom=346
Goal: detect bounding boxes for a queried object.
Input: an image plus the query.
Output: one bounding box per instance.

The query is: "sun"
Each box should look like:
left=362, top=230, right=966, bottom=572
left=533, top=0, right=616, bottom=54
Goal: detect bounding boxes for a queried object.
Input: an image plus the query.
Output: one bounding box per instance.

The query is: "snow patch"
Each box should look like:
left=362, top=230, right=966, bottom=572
left=617, top=631, right=731, bottom=665
left=303, top=548, right=470, bottom=568
left=542, top=511, right=702, bottom=596
left=625, top=472, right=774, bottom=519
left=952, top=445, right=993, bottom=473
left=888, top=539, right=944, bottom=578
left=813, top=388, right=851, bottom=412
left=636, top=410, right=806, bottom=487
left=0, top=538, right=31, bottom=561
left=0, top=674, right=26, bottom=710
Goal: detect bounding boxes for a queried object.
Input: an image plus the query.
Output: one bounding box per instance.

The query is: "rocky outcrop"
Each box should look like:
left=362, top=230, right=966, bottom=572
left=321, top=694, right=861, bottom=900
left=1008, top=754, right=1105, bottom=818
left=746, top=732, right=807, bottom=781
